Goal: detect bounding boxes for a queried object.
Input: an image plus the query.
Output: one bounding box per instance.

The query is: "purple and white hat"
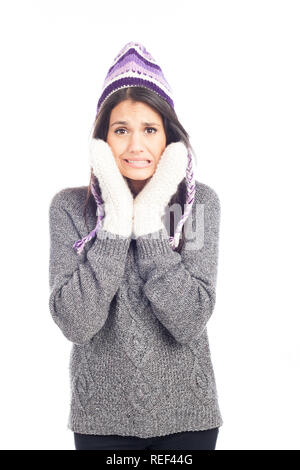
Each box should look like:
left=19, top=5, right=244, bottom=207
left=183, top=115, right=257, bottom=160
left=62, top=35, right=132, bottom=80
left=73, top=41, right=195, bottom=254
left=95, top=41, right=175, bottom=116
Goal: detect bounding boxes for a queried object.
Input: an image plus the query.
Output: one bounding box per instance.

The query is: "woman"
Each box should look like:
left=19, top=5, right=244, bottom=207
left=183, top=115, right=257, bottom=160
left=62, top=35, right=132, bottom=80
left=48, top=41, right=223, bottom=450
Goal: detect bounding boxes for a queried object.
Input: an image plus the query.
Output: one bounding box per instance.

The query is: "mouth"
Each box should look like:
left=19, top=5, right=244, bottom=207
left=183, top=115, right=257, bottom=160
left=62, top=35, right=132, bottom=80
left=123, top=159, right=152, bottom=169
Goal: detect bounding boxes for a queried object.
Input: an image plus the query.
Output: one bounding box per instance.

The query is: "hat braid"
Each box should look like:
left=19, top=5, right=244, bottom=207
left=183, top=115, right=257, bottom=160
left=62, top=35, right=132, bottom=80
left=72, top=173, right=105, bottom=254
left=169, top=150, right=196, bottom=249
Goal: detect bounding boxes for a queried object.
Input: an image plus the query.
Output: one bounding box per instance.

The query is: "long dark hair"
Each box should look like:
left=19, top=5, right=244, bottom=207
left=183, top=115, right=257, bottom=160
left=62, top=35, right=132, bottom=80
left=83, top=86, right=197, bottom=253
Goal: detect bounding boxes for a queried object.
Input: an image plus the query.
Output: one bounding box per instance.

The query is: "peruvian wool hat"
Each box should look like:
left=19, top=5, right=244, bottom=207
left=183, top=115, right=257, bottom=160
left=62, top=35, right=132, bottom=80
left=73, top=41, right=195, bottom=254
left=95, top=41, right=175, bottom=117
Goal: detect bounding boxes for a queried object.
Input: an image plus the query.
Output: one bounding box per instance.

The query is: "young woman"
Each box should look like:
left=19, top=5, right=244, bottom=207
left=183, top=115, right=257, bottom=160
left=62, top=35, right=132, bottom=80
left=48, top=41, right=223, bottom=450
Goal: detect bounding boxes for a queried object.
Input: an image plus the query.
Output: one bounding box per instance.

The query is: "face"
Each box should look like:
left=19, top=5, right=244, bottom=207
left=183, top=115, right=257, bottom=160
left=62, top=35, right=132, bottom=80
left=106, top=100, right=167, bottom=195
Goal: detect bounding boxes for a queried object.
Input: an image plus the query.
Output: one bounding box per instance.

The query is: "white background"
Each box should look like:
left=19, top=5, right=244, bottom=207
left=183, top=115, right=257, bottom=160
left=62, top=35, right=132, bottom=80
left=0, top=0, right=299, bottom=450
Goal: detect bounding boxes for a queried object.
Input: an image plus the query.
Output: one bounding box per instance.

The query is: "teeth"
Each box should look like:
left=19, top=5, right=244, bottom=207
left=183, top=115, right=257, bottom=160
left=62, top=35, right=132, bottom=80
left=126, top=160, right=149, bottom=163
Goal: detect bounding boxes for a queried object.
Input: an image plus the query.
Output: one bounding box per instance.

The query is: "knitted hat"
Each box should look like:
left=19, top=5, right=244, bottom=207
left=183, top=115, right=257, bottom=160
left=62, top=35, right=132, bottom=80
left=73, top=41, right=195, bottom=254
left=95, top=41, right=175, bottom=117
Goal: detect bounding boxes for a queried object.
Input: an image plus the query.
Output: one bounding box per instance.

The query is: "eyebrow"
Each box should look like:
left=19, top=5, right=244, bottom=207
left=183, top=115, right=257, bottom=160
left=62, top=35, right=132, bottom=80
left=110, top=121, right=161, bottom=127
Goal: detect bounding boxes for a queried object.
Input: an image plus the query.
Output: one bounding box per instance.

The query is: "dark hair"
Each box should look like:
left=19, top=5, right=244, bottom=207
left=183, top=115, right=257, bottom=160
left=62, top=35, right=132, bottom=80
left=83, top=86, right=197, bottom=253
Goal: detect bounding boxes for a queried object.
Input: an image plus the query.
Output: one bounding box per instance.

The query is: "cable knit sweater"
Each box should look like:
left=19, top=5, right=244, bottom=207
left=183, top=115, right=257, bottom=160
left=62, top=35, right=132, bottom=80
left=48, top=180, right=223, bottom=438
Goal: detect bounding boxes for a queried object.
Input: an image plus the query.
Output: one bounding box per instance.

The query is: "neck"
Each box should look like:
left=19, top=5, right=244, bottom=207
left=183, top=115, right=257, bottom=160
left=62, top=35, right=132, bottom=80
left=125, top=177, right=150, bottom=197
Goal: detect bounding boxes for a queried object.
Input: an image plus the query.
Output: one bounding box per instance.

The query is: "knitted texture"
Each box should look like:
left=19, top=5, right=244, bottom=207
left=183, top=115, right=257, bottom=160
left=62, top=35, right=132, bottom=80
left=96, top=41, right=174, bottom=116
left=48, top=181, right=223, bottom=438
left=133, top=141, right=188, bottom=238
left=89, top=138, right=134, bottom=237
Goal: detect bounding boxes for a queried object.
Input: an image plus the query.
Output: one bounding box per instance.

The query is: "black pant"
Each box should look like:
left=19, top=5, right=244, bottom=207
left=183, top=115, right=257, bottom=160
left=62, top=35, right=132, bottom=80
left=74, top=427, right=219, bottom=450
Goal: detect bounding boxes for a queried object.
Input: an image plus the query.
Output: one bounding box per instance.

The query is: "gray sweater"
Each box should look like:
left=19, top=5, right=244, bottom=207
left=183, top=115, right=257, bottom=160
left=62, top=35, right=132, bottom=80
left=48, top=180, right=223, bottom=438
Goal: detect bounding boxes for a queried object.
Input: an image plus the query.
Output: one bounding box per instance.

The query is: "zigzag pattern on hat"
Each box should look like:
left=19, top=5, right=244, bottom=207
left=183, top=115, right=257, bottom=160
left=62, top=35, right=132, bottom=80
left=96, top=41, right=174, bottom=116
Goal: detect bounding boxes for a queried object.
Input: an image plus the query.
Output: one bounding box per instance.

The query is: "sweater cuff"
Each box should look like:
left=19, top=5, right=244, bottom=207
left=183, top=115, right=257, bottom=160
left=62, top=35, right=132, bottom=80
left=135, top=228, right=173, bottom=258
left=90, top=229, right=131, bottom=261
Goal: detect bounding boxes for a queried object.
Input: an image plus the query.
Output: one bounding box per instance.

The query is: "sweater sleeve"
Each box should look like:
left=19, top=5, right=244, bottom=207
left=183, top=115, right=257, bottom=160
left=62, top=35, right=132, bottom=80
left=48, top=190, right=131, bottom=345
left=135, top=185, right=221, bottom=345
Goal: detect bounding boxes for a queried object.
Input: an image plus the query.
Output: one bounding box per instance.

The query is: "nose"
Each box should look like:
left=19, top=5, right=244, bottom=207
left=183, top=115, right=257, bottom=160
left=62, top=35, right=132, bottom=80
left=127, top=132, right=145, bottom=154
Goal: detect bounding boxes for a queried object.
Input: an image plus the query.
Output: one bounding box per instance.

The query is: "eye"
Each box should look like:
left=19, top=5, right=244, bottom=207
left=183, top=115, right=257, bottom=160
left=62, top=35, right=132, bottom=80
left=146, top=127, right=157, bottom=134
left=114, top=127, right=157, bottom=135
left=114, top=128, right=126, bottom=135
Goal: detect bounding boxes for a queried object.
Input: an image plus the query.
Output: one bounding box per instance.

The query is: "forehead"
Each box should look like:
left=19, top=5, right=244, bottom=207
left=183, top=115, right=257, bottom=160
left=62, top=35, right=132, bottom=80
left=110, top=100, right=162, bottom=124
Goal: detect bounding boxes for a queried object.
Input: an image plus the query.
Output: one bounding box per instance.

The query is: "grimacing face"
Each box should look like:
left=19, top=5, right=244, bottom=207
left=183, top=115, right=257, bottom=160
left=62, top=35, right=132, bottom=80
left=106, top=99, right=167, bottom=195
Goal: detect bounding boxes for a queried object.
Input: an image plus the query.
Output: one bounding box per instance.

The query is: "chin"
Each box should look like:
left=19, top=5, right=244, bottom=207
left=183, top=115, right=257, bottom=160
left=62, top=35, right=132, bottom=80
left=122, top=169, right=154, bottom=180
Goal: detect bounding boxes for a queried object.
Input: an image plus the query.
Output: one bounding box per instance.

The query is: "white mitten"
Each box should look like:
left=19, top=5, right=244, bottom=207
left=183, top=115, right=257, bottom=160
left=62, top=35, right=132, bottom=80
left=89, top=138, right=134, bottom=237
left=133, top=141, right=188, bottom=238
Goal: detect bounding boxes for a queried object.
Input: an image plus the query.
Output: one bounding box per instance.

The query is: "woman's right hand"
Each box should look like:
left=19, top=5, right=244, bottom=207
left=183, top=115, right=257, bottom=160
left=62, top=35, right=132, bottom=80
left=89, top=138, right=134, bottom=238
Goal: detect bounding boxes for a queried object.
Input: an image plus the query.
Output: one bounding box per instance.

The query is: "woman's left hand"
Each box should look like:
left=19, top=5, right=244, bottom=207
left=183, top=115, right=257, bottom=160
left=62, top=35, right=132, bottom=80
left=132, top=141, right=188, bottom=238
